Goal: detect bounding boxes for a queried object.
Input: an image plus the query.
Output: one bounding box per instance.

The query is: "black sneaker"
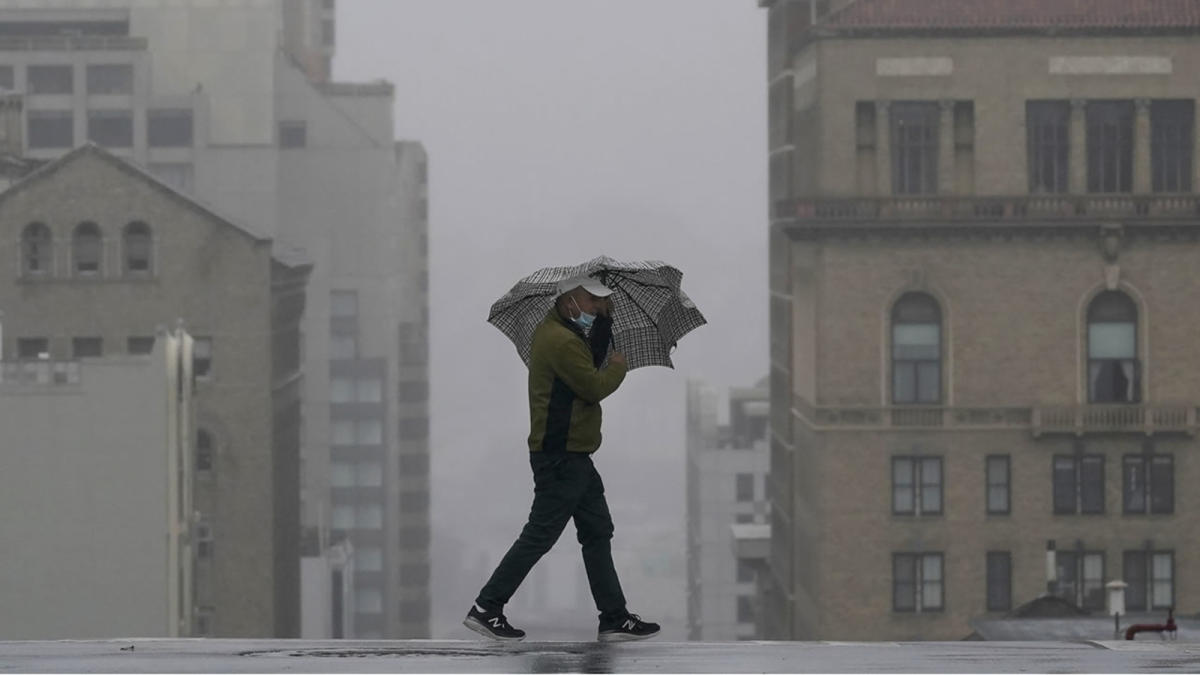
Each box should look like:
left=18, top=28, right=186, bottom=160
left=598, top=612, right=660, bottom=642
left=463, top=604, right=526, bottom=642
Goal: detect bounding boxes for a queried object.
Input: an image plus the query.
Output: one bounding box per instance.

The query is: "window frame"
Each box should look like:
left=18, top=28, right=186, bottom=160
left=1123, top=453, right=1174, bottom=515
left=986, top=551, right=1012, bottom=612
left=1086, top=100, right=1135, bottom=193
left=891, top=292, right=943, bottom=405
left=1124, top=550, right=1174, bottom=611
left=21, top=222, right=52, bottom=276
left=122, top=221, right=152, bottom=275
left=892, top=455, right=943, bottom=517
left=985, top=455, right=1011, bottom=515
left=889, top=102, right=940, bottom=195
left=1026, top=100, right=1070, bottom=194
left=1052, top=454, right=1105, bottom=515
left=893, top=552, right=944, bottom=613
left=71, top=222, right=103, bottom=276
left=1150, top=100, right=1193, bottom=193
left=1087, top=291, right=1140, bottom=404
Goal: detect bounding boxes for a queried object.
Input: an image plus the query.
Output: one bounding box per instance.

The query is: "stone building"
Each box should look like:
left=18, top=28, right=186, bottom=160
left=0, top=143, right=311, bottom=637
left=762, top=0, right=1200, bottom=640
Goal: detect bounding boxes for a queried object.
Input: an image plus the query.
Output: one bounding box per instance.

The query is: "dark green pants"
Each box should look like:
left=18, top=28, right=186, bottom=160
left=476, top=452, right=627, bottom=619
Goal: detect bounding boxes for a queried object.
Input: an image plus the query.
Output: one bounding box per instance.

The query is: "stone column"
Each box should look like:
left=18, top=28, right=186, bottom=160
left=1134, top=98, right=1152, bottom=193
left=1069, top=99, right=1088, bottom=194
left=938, top=100, right=956, bottom=195
left=875, top=100, right=891, bottom=195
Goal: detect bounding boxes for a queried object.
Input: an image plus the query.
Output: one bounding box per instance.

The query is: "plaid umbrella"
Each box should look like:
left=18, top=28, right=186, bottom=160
left=488, top=255, right=707, bottom=370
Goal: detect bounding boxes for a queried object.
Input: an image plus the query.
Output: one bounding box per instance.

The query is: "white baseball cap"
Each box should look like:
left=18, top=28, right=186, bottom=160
left=556, top=275, right=614, bottom=298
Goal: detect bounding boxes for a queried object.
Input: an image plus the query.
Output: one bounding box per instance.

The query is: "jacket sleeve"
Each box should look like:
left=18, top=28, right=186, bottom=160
left=550, top=333, right=627, bottom=404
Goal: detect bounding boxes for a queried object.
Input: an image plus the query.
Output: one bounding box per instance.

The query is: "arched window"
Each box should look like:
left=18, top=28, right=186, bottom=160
left=123, top=221, right=152, bottom=274
left=892, top=292, right=942, bottom=404
left=1088, top=291, right=1139, bottom=403
left=21, top=222, right=52, bottom=275
left=196, top=429, right=213, bottom=473
left=72, top=222, right=102, bottom=275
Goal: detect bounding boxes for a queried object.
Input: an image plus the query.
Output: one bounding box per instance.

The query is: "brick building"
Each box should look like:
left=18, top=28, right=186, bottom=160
left=762, top=0, right=1200, bottom=639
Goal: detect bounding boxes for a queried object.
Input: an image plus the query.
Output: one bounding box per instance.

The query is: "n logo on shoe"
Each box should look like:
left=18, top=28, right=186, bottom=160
left=623, top=619, right=636, bottom=630
left=489, top=618, right=503, bottom=628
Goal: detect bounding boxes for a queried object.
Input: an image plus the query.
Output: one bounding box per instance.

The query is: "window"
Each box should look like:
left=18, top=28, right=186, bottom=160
left=890, top=102, right=939, bottom=194
left=357, top=419, right=383, bottom=445
left=21, top=222, right=52, bottom=275
left=329, top=334, right=357, bottom=360
left=354, top=546, right=383, bottom=572
left=28, top=65, right=73, bottom=94
left=0, top=65, right=13, bottom=89
left=356, top=378, right=383, bottom=403
left=331, top=505, right=354, bottom=529
left=356, top=461, right=383, bottom=487
left=736, top=473, right=755, bottom=502
left=891, top=293, right=941, bottom=404
left=196, top=430, right=213, bottom=472
left=331, top=461, right=355, bottom=487
left=892, top=456, right=942, bottom=516
left=400, top=490, right=429, bottom=511
left=1123, top=454, right=1173, bottom=514
left=72, top=222, right=102, bottom=275
left=279, top=120, right=307, bottom=148
left=356, top=588, right=383, bottom=614
left=986, top=552, right=1011, bottom=612
left=1087, top=101, right=1134, bottom=193
left=986, top=455, right=1010, bottom=515
left=1054, top=551, right=1105, bottom=610
left=192, top=337, right=212, bottom=378
left=356, top=504, right=383, bottom=528
left=72, top=337, right=102, bottom=358
left=737, top=595, right=755, bottom=623
left=331, top=290, right=358, bottom=318
left=737, top=559, right=755, bottom=584
left=398, top=416, right=428, bottom=440
left=735, top=513, right=755, bottom=524
left=17, top=337, right=48, bottom=359
left=331, top=419, right=355, bottom=445
left=1087, top=291, right=1139, bottom=403
left=1124, top=550, right=1173, bottom=611
left=398, top=380, right=429, bottom=403
left=1027, top=101, right=1070, bottom=193
left=194, top=606, right=214, bottom=637
left=28, top=110, right=73, bottom=148
left=1151, top=100, right=1193, bottom=192
left=123, top=222, right=151, bottom=273
left=893, top=552, right=943, bottom=612
left=148, top=163, right=194, bottom=194
left=195, top=521, right=213, bottom=559
left=127, top=336, right=155, bottom=354
left=331, top=377, right=354, bottom=403
left=87, top=110, right=133, bottom=147
left=86, top=64, right=132, bottom=95
left=148, top=109, right=193, bottom=147
left=1053, top=454, right=1105, bottom=514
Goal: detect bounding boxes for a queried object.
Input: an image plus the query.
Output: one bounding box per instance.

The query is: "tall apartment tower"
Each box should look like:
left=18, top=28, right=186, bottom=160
left=0, top=1, right=431, bottom=638
left=685, top=379, right=770, bottom=641
left=762, top=0, right=1200, bottom=640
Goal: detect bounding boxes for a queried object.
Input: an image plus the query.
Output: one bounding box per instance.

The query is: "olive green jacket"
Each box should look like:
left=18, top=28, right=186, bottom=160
left=527, top=309, right=627, bottom=453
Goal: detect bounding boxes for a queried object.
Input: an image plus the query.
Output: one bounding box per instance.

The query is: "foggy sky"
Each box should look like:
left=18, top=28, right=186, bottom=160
left=336, top=0, right=766, bottom=634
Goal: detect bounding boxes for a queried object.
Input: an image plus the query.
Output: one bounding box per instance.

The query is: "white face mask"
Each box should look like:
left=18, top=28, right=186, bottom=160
left=570, top=297, right=596, bottom=329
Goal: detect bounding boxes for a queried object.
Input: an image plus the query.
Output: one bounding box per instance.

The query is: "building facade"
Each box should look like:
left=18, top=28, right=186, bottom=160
left=762, top=0, right=1200, bottom=640
left=0, top=1, right=432, bottom=638
left=0, top=144, right=311, bottom=637
left=686, top=379, right=770, bottom=641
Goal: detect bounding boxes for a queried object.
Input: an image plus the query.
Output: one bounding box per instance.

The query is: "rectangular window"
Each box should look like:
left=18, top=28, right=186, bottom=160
left=356, top=461, right=383, bottom=487
left=27, top=110, right=73, bottom=148
left=195, top=521, right=213, bottom=559
left=330, top=377, right=354, bottom=403
left=356, top=378, right=383, bottom=403
left=87, top=110, right=133, bottom=147
left=17, top=337, right=49, bottom=359
left=736, top=473, right=755, bottom=502
left=28, top=65, right=73, bottom=94
left=355, top=589, right=383, bottom=614
left=1053, top=454, right=1104, bottom=514
left=890, top=102, right=939, bottom=194
left=893, top=552, right=943, bottom=612
left=329, top=334, right=357, bottom=360
left=986, top=455, right=1010, bottom=515
left=148, top=163, right=195, bottom=195
left=72, top=337, right=102, bottom=358
left=737, top=559, right=755, bottom=584
left=357, top=419, right=383, bottom=445
left=398, top=380, right=429, bottom=403
left=331, top=420, right=355, bottom=445
left=1124, top=454, right=1174, bottom=514
left=0, top=65, right=13, bottom=89
left=192, top=337, right=212, bottom=378
left=86, top=64, right=133, bottom=95
left=1151, top=100, right=1194, bottom=192
left=986, top=551, right=1011, bottom=612
left=1054, top=551, right=1105, bottom=610
left=1124, top=550, right=1174, bottom=611
left=892, top=456, right=942, bottom=516
left=354, top=546, right=383, bottom=572
left=356, top=503, right=383, bottom=528
left=127, top=336, right=155, bottom=355
left=331, top=290, right=358, bottom=318
left=1027, top=101, right=1070, bottom=193
left=331, top=461, right=355, bottom=487
left=737, top=595, right=755, bottom=623
left=148, top=109, right=193, bottom=147
left=1087, top=101, right=1134, bottom=193
left=279, top=120, right=307, bottom=148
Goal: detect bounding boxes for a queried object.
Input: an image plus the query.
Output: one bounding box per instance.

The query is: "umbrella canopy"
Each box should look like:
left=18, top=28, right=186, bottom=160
left=488, top=255, right=706, bottom=370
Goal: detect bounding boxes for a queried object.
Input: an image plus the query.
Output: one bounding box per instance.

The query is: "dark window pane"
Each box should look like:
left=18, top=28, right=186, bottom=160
left=1124, top=551, right=1147, bottom=611
left=1055, top=551, right=1079, bottom=605
left=127, top=336, right=155, bottom=355
left=21, top=222, right=52, bottom=274
left=921, top=554, right=943, bottom=610
left=87, top=110, right=132, bottom=147
left=1124, top=456, right=1146, bottom=513
left=1053, top=456, right=1077, bottom=514
left=1027, top=101, right=1070, bottom=193
left=1080, top=456, right=1104, bottom=514
left=892, top=458, right=914, bottom=514
left=890, top=102, right=939, bottom=194
left=72, top=337, right=102, bottom=358
left=1151, top=552, right=1173, bottom=609
left=28, top=110, right=73, bottom=148
left=0, top=65, right=13, bottom=89
left=986, top=552, right=1011, bottom=611
left=893, top=554, right=916, bottom=611
left=1087, top=101, right=1134, bottom=193
left=1082, top=553, right=1105, bottom=610
left=916, top=362, right=940, bottom=403
left=1151, top=100, right=1193, bottom=192
left=919, top=458, right=942, bottom=514
left=736, top=473, right=755, bottom=502
left=893, top=362, right=916, bottom=404
left=148, top=109, right=193, bottom=147
left=193, top=337, right=212, bottom=378
left=73, top=222, right=102, bottom=274
left=987, top=456, right=1010, bottom=514
left=86, top=64, right=132, bottom=95
left=17, top=337, right=48, bottom=359
left=123, top=222, right=152, bottom=273
left=1150, top=455, right=1174, bottom=514
left=279, top=120, right=307, bottom=148
left=28, top=65, right=73, bottom=94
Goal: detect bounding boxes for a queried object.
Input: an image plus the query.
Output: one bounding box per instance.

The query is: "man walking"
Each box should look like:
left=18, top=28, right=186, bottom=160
left=464, top=275, right=660, bottom=642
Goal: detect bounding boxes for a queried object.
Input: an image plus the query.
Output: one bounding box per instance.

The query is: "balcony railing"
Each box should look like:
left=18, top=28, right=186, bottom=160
left=0, top=360, right=81, bottom=385
left=792, top=400, right=1197, bottom=436
left=775, top=194, right=1200, bottom=224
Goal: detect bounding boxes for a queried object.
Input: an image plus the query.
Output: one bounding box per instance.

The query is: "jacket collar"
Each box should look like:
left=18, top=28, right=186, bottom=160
left=547, top=307, right=587, bottom=340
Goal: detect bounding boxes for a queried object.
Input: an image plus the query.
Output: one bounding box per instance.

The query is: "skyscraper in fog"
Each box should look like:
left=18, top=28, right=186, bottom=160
left=0, top=0, right=430, bottom=637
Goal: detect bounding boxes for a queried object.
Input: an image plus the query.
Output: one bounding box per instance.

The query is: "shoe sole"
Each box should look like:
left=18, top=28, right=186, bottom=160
left=597, top=629, right=660, bottom=643
left=463, top=616, right=526, bottom=642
